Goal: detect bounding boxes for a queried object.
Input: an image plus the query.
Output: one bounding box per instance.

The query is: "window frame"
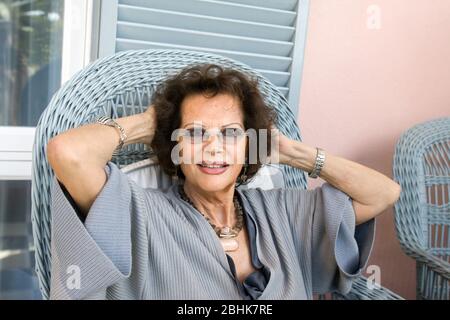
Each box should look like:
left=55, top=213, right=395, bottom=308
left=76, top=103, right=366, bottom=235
left=0, top=0, right=101, bottom=180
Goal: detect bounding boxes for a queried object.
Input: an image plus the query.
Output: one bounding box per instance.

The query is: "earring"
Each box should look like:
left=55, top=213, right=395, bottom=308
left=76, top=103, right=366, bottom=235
left=237, top=162, right=248, bottom=185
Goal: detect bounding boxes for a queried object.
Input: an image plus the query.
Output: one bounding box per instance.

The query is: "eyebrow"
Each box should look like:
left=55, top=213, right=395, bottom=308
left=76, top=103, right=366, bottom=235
left=183, top=122, right=244, bottom=129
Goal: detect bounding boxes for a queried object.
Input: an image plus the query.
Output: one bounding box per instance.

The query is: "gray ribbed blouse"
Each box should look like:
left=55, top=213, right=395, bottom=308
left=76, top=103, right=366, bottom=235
left=49, top=161, right=375, bottom=300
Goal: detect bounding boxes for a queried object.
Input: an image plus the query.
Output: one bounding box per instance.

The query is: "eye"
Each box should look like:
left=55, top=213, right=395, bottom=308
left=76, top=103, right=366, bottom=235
left=223, top=128, right=244, bottom=138
left=186, top=128, right=204, bottom=139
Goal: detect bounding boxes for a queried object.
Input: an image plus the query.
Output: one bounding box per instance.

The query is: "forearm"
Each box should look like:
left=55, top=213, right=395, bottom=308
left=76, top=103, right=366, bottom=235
left=283, top=140, right=401, bottom=220
left=49, top=111, right=154, bottom=168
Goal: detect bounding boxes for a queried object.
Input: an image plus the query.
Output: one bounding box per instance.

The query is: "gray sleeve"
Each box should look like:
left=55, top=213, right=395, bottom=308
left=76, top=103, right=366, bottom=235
left=285, top=183, right=375, bottom=295
left=49, top=161, right=149, bottom=300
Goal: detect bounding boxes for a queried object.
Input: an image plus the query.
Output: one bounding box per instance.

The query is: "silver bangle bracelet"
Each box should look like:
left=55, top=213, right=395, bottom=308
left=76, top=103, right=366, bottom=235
left=96, top=116, right=128, bottom=156
left=308, top=147, right=326, bottom=179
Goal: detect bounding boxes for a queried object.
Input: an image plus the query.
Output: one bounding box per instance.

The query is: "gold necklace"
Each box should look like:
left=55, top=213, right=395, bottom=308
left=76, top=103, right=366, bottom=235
left=178, top=184, right=244, bottom=252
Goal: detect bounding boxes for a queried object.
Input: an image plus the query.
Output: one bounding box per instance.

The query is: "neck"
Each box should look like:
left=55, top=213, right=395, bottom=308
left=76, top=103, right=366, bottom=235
left=183, top=182, right=236, bottom=227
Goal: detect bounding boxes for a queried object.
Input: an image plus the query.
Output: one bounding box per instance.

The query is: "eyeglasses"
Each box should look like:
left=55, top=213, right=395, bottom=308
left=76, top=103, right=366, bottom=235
left=179, top=127, right=247, bottom=144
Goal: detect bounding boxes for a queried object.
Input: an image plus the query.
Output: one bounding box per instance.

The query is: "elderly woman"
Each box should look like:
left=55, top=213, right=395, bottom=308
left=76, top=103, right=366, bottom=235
left=47, top=64, right=401, bottom=300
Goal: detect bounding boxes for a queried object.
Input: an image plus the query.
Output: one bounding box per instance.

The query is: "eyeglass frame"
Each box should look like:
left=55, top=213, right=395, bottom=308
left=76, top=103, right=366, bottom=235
left=175, top=127, right=249, bottom=145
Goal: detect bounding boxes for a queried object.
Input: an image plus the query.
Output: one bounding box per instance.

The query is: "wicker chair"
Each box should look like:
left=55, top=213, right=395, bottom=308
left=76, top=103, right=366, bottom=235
left=31, top=49, right=402, bottom=300
left=393, top=117, right=450, bottom=299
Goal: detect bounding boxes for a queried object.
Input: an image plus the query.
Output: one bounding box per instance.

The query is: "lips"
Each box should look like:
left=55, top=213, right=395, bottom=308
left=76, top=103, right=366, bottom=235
left=196, top=161, right=229, bottom=174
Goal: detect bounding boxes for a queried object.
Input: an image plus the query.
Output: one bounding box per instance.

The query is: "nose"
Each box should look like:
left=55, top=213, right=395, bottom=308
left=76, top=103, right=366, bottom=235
left=203, top=130, right=223, bottom=155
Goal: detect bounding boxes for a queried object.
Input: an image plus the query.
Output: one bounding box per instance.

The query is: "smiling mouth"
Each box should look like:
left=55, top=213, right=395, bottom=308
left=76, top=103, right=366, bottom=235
left=196, top=162, right=230, bottom=174
left=197, top=161, right=229, bottom=168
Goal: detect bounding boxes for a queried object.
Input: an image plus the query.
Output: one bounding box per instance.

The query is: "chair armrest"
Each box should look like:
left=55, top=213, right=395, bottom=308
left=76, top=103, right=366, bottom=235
left=331, top=275, right=404, bottom=300
left=406, top=247, right=450, bottom=280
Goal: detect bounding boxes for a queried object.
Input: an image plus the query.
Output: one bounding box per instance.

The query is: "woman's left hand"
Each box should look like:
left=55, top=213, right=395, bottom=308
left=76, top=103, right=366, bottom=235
left=269, top=125, right=294, bottom=165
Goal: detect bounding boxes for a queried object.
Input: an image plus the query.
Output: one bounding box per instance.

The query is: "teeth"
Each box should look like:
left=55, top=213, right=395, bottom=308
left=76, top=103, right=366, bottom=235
left=199, top=164, right=227, bottom=168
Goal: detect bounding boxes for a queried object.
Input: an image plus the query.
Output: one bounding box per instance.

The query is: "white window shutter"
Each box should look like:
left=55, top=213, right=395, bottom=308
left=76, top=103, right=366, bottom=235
left=98, top=0, right=310, bottom=116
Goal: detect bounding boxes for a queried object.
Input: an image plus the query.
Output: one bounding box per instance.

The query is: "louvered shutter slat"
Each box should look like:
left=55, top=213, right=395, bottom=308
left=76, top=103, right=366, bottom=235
left=117, top=22, right=294, bottom=56
left=120, top=0, right=297, bottom=25
left=118, top=5, right=295, bottom=41
left=224, top=0, right=298, bottom=11
left=115, top=39, right=293, bottom=72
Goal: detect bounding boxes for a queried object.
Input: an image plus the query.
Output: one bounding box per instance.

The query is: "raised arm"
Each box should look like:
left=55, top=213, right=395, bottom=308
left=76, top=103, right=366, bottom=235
left=47, top=107, right=156, bottom=217
left=273, top=130, right=401, bottom=225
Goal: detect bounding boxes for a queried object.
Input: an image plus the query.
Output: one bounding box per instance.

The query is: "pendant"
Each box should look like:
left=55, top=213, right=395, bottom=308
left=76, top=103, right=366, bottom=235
left=220, top=238, right=239, bottom=252
left=219, top=227, right=239, bottom=252
left=219, top=226, right=235, bottom=238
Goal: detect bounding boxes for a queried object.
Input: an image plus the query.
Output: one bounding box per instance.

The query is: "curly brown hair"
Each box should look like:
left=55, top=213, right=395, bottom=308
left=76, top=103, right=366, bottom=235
left=150, top=63, right=277, bottom=183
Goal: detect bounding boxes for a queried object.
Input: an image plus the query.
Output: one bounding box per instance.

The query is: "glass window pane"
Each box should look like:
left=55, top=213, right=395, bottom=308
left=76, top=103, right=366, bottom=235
left=0, top=0, right=64, bottom=127
left=0, top=180, right=41, bottom=299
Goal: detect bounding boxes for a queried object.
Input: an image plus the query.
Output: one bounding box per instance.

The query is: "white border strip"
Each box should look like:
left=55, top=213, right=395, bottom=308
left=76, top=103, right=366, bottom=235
left=0, top=126, right=35, bottom=180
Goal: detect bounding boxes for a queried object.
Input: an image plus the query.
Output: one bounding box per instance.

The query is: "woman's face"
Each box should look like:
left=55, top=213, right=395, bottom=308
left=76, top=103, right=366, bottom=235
left=177, top=93, right=247, bottom=193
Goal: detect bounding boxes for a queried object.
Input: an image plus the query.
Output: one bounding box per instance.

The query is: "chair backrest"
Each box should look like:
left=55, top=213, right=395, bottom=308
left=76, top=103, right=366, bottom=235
left=31, top=49, right=307, bottom=299
left=122, top=157, right=286, bottom=192
left=393, top=117, right=450, bottom=259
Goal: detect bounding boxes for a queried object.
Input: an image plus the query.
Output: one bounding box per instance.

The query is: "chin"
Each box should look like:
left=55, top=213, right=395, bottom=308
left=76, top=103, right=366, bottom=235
left=196, top=180, right=235, bottom=193
left=185, top=164, right=238, bottom=192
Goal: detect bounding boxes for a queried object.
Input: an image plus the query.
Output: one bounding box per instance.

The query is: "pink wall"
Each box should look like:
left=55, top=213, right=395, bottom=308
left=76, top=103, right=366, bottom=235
left=298, top=0, right=450, bottom=299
